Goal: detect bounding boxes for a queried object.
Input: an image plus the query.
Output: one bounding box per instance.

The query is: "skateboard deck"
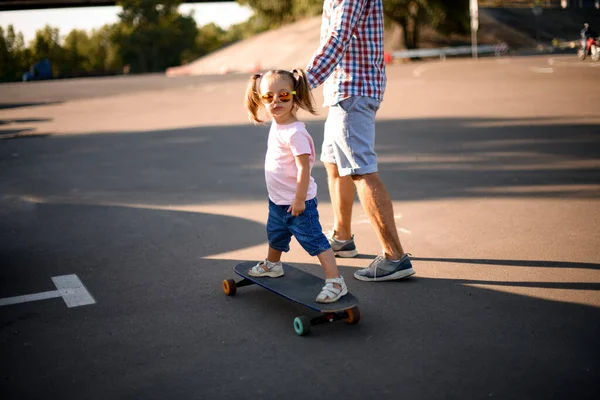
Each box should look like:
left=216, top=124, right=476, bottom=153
left=223, top=261, right=360, bottom=335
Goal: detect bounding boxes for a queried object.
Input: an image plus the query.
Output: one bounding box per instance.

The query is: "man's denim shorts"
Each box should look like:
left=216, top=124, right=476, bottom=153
left=267, top=198, right=331, bottom=257
left=320, top=96, right=381, bottom=177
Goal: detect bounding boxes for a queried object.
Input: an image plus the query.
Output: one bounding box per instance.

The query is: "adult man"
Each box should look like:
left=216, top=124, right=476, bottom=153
left=305, top=0, right=415, bottom=282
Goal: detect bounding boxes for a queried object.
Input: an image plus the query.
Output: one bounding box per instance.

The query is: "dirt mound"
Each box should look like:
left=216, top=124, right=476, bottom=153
left=166, top=17, right=322, bottom=76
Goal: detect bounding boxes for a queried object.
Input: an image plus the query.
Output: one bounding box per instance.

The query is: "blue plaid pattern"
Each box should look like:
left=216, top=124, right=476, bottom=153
left=306, top=0, right=386, bottom=106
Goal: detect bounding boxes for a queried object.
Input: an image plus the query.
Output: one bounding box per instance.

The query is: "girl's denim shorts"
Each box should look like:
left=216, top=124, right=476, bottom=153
left=266, top=197, right=331, bottom=257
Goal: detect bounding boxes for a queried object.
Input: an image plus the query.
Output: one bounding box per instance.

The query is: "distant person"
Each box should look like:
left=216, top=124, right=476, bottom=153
left=304, top=0, right=415, bottom=282
left=581, top=22, right=598, bottom=49
left=243, top=69, right=348, bottom=303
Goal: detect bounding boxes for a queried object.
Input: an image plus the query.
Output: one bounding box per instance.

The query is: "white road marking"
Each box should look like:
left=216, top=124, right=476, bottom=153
left=356, top=214, right=402, bottom=224
left=531, top=67, right=554, bottom=73
left=413, top=64, right=437, bottom=77
left=52, top=275, right=96, bottom=308
left=0, top=274, right=95, bottom=308
left=0, top=290, right=61, bottom=306
left=547, top=57, right=600, bottom=68
left=398, top=228, right=412, bottom=234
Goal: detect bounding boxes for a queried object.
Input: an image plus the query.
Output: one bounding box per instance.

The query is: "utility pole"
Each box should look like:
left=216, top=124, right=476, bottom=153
left=470, top=0, right=479, bottom=59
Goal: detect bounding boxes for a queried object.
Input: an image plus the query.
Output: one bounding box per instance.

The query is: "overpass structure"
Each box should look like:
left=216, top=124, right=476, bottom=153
left=0, top=0, right=233, bottom=11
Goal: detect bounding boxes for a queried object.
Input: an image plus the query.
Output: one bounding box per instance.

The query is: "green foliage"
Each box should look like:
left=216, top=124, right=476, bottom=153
left=383, top=0, right=469, bottom=48
left=62, top=29, right=91, bottom=75
left=87, top=25, right=122, bottom=73
left=237, top=0, right=295, bottom=27
left=113, top=0, right=198, bottom=73
left=0, top=23, right=126, bottom=82
left=434, top=1, right=470, bottom=36
left=0, top=25, right=32, bottom=81
left=30, top=25, right=65, bottom=76
left=223, top=14, right=272, bottom=43
left=180, top=22, right=226, bottom=64
left=0, top=0, right=207, bottom=81
left=59, top=26, right=122, bottom=77
left=236, top=0, right=322, bottom=29
left=237, top=0, right=468, bottom=49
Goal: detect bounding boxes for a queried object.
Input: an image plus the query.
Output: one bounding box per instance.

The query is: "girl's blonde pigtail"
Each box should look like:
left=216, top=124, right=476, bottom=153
left=292, top=68, right=317, bottom=116
left=244, top=73, right=265, bottom=124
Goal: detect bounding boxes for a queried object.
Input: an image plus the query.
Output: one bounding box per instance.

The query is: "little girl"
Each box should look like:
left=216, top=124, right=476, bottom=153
left=244, top=69, right=347, bottom=303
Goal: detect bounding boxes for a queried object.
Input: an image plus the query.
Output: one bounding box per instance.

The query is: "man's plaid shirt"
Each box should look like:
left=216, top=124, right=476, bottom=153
left=306, top=0, right=386, bottom=106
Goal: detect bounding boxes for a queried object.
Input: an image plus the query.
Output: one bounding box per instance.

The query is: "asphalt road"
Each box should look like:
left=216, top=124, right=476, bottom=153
left=0, top=72, right=249, bottom=107
left=1, top=55, right=599, bottom=400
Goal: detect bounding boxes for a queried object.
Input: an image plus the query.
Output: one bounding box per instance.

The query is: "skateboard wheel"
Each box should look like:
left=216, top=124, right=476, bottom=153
left=345, top=306, right=361, bottom=324
left=293, top=316, right=311, bottom=336
left=222, top=279, right=236, bottom=296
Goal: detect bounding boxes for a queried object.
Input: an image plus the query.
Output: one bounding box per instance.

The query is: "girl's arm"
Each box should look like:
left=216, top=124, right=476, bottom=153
left=288, top=154, right=310, bottom=216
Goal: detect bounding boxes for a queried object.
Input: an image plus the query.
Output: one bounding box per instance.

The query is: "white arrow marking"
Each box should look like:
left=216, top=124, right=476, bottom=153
left=531, top=67, right=554, bottom=73
left=0, top=274, right=95, bottom=308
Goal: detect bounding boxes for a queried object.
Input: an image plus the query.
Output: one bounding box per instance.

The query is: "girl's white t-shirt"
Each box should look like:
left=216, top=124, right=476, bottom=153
left=265, top=120, right=317, bottom=205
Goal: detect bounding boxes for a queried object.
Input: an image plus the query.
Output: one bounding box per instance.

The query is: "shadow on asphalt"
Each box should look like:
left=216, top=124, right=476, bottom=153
left=0, top=118, right=53, bottom=125
left=1, top=116, right=598, bottom=204
left=1, top=116, right=599, bottom=399
left=0, top=116, right=53, bottom=139
left=0, top=204, right=598, bottom=399
left=412, top=256, right=600, bottom=270
left=0, top=101, right=62, bottom=110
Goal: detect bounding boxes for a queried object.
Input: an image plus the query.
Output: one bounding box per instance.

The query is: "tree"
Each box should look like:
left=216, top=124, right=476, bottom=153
left=87, top=25, right=122, bottom=73
left=237, top=0, right=468, bottom=50
left=0, top=25, right=35, bottom=82
left=62, top=25, right=123, bottom=76
left=236, top=0, right=322, bottom=29
left=434, top=1, right=469, bottom=37
left=62, top=29, right=91, bottom=76
left=383, top=0, right=468, bottom=49
left=0, top=27, right=12, bottom=81
left=30, top=25, right=65, bottom=77
left=196, top=23, right=228, bottom=55
left=236, top=0, right=295, bottom=27
left=113, top=0, right=198, bottom=73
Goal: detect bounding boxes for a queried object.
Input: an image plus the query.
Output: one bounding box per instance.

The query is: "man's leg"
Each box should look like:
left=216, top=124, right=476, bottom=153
left=324, top=161, right=355, bottom=241
left=321, top=96, right=414, bottom=280
left=353, top=172, right=405, bottom=260
left=352, top=171, right=414, bottom=282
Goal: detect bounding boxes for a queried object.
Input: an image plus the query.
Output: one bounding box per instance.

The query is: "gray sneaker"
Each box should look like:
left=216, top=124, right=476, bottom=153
left=327, top=232, right=359, bottom=258
left=354, top=254, right=415, bottom=282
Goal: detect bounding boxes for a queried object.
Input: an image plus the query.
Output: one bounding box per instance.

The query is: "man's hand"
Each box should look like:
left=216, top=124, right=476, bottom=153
left=288, top=198, right=305, bottom=217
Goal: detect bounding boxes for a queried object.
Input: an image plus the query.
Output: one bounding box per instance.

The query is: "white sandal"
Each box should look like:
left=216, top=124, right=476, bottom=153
left=316, top=276, right=348, bottom=303
left=248, top=260, right=284, bottom=278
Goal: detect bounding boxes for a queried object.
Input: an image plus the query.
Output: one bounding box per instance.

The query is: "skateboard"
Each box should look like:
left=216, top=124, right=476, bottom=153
left=223, top=261, right=360, bottom=336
